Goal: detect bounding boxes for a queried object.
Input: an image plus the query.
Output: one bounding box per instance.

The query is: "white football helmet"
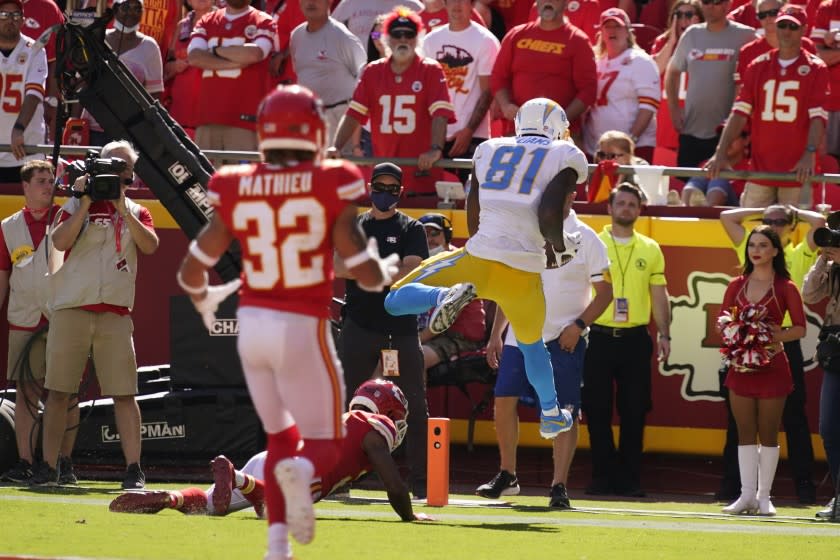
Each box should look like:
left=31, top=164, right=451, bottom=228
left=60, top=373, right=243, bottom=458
left=514, top=98, right=570, bottom=141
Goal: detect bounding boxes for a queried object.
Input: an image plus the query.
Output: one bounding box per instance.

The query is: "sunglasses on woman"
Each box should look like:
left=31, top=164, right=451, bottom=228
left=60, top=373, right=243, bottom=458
left=596, top=151, right=627, bottom=160
left=674, top=10, right=697, bottom=19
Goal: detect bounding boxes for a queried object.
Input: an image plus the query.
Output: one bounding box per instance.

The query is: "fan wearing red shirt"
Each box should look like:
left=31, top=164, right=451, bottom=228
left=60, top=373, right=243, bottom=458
left=707, top=5, right=829, bottom=207
left=490, top=0, right=597, bottom=137
left=734, top=0, right=816, bottom=87
left=187, top=0, right=276, bottom=161
left=329, top=8, right=456, bottom=195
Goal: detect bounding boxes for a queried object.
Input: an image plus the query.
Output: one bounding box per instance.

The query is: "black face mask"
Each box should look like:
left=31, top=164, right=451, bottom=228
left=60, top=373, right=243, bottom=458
left=370, top=191, right=400, bottom=211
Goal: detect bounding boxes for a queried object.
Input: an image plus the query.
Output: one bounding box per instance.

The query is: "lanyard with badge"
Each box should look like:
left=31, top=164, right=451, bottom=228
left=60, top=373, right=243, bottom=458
left=381, top=334, right=400, bottom=377
left=610, top=233, right=633, bottom=323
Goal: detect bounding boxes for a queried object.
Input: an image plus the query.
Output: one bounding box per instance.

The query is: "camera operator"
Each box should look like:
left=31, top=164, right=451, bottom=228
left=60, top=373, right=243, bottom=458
left=803, top=212, right=840, bottom=519
left=32, top=140, right=159, bottom=488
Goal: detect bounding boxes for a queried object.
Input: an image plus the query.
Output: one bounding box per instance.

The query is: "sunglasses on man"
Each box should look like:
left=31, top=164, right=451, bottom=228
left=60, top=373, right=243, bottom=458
left=776, top=20, right=801, bottom=30
left=756, top=8, right=779, bottom=19
left=0, top=10, right=23, bottom=20
left=371, top=182, right=401, bottom=194
left=389, top=29, right=417, bottom=40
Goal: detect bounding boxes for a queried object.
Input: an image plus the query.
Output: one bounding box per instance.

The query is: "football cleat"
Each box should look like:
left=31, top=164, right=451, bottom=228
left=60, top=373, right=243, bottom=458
left=109, top=490, right=172, bottom=514
left=275, top=458, right=315, bottom=545
left=539, top=409, right=574, bottom=439
left=210, top=455, right=235, bottom=516
left=429, top=283, right=477, bottom=335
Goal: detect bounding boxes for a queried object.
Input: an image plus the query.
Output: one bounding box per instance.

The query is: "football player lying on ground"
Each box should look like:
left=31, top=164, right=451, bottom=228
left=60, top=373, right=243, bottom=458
left=110, top=380, right=432, bottom=524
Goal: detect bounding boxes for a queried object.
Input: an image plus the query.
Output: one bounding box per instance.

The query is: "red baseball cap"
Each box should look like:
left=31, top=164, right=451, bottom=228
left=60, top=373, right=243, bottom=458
left=775, top=4, right=807, bottom=27
left=0, top=0, right=24, bottom=11
left=600, top=7, right=630, bottom=27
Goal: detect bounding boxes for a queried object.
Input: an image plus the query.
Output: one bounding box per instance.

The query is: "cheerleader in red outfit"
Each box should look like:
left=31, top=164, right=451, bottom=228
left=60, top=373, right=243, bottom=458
left=718, top=225, right=807, bottom=516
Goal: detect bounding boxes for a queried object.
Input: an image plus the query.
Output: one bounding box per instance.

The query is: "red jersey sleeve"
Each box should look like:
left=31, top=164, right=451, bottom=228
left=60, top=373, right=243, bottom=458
left=805, top=59, right=831, bottom=122
left=732, top=56, right=760, bottom=118
left=720, top=277, right=742, bottom=315
left=569, top=29, right=597, bottom=107
left=330, top=161, right=368, bottom=205
left=782, top=278, right=807, bottom=328
left=347, top=65, right=374, bottom=125
left=489, top=25, right=517, bottom=95
left=136, top=205, right=155, bottom=229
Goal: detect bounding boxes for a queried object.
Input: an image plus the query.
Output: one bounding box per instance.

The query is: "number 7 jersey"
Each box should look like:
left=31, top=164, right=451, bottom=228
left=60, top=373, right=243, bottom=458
left=466, top=136, right=588, bottom=273
left=209, top=159, right=367, bottom=318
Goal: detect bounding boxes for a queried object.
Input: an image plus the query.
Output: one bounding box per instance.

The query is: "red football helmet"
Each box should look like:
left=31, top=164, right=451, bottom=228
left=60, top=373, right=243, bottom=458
left=256, top=85, right=326, bottom=155
left=350, top=379, right=409, bottom=446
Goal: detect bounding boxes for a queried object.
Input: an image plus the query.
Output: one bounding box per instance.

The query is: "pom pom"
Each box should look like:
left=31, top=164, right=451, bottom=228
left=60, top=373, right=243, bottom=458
left=717, top=303, right=774, bottom=372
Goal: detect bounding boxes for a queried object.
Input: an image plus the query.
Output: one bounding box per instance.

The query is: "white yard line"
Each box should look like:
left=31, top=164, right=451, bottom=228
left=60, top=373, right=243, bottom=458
left=3, top=492, right=840, bottom=537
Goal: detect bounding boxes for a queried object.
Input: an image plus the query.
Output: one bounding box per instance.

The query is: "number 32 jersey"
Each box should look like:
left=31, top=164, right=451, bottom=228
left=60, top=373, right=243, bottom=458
left=466, top=136, right=588, bottom=273
left=210, top=159, right=367, bottom=318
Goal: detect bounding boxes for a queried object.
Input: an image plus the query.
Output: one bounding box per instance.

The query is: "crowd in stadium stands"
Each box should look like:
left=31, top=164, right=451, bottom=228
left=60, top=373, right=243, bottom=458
left=2, top=0, right=839, bottom=207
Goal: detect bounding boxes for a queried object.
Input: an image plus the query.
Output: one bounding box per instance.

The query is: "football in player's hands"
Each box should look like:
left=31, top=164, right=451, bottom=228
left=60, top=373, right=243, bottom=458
left=357, top=238, right=400, bottom=292
left=192, top=278, right=242, bottom=331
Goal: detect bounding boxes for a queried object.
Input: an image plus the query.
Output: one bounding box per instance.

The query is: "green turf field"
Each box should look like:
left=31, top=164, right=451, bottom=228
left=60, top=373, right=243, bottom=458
left=2, top=482, right=839, bottom=559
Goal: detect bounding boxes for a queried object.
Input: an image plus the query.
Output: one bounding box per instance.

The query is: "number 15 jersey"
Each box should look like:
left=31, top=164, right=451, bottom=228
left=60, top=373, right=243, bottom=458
left=210, top=159, right=367, bottom=318
left=466, top=136, right=588, bottom=273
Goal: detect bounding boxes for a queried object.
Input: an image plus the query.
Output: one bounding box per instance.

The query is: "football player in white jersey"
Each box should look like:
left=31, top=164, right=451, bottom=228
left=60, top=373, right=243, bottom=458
left=384, top=97, right=589, bottom=440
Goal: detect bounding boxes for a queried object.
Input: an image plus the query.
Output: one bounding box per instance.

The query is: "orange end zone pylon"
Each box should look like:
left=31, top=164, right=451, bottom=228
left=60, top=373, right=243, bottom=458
left=426, top=417, right=450, bottom=506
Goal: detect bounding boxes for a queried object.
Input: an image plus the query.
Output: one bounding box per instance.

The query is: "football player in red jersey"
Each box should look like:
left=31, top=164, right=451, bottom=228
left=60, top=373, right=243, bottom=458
left=327, top=7, right=456, bottom=195
left=707, top=4, right=830, bottom=207
left=176, top=85, right=400, bottom=560
left=108, top=381, right=432, bottom=558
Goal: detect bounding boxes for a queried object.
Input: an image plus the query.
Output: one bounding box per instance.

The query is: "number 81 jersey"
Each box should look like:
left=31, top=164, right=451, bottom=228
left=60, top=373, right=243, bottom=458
left=209, top=159, right=367, bottom=318
left=466, top=136, right=588, bottom=273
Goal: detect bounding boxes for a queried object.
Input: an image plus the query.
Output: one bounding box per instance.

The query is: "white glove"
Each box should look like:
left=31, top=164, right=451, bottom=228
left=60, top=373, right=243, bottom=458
left=356, top=238, right=401, bottom=293
left=192, top=278, right=242, bottom=331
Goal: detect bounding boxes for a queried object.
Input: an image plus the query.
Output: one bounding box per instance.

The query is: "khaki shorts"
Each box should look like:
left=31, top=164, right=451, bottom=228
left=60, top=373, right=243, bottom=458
left=7, top=328, right=47, bottom=382
left=45, top=308, right=138, bottom=396
left=740, top=181, right=801, bottom=208
left=196, top=124, right=257, bottom=164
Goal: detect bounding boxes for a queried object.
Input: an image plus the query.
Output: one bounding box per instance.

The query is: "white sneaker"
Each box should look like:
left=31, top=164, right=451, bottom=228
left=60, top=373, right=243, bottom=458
left=722, top=494, right=758, bottom=515
left=274, top=458, right=315, bottom=545
left=429, top=283, right=477, bottom=334
left=758, top=497, right=776, bottom=516
left=816, top=498, right=837, bottom=520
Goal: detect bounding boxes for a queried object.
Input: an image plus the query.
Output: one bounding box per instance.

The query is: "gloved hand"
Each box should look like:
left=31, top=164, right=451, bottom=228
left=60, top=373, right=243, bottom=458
left=357, top=238, right=400, bottom=293
left=192, top=278, right=242, bottom=331
left=551, top=230, right=582, bottom=268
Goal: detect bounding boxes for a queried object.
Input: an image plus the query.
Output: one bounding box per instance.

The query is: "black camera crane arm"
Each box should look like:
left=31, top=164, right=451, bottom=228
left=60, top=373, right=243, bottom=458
left=51, top=14, right=241, bottom=282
